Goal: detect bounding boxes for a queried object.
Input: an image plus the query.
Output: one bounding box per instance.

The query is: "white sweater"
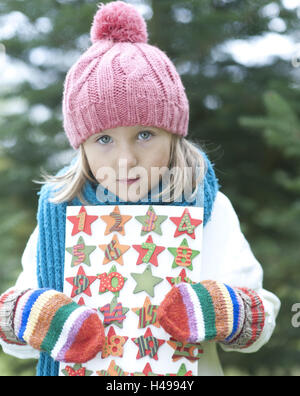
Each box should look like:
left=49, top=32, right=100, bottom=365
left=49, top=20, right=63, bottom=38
left=0, top=191, right=281, bottom=376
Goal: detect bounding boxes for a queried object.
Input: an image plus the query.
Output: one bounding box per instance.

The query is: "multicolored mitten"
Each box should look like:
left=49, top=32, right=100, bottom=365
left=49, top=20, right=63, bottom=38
left=0, top=288, right=105, bottom=363
left=157, top=280, right=265, bottom=349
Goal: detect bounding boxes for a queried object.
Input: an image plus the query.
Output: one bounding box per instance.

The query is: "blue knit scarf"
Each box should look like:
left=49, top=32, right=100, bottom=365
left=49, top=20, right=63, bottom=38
left=35, top=152, right=219, bottom=376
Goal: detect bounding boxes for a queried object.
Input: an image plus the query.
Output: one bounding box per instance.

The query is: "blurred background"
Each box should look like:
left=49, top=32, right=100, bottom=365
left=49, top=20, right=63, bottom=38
left=0, top=0, right=300, bottom=376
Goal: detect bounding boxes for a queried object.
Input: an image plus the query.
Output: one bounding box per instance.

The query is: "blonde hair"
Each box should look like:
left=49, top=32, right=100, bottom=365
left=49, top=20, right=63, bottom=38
left=34, top=135, right=206, bottom=205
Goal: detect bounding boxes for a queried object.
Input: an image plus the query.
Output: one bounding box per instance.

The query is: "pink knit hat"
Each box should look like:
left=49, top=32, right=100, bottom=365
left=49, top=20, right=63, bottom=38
left=62, top=1, right=189, bottom=149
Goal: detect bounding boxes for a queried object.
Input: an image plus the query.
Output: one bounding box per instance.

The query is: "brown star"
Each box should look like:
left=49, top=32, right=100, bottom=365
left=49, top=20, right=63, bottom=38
left=99, top=234, right=130, bottom=265
left=100, top=205, right=132, bottom=236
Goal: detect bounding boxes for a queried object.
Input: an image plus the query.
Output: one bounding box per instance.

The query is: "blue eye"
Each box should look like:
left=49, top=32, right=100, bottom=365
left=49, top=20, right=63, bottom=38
left=138, top=131, right=153, bottom=141
left=97, top=135, right=112, bottom=145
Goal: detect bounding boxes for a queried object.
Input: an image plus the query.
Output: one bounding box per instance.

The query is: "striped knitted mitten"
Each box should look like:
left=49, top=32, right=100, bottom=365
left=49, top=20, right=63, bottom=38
left=157, top=280, right=265, bottom=348
left=9, top=288, right=105, bottom=363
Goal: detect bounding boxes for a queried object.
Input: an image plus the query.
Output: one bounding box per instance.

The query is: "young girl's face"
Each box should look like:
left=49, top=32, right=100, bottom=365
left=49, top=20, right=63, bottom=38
left=83, top=125, right=173, bottom=202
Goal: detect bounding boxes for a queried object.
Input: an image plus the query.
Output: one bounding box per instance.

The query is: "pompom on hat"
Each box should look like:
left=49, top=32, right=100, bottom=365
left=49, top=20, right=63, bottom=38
left=90, top=0, right=148, bottom=44
left=62, top=1, right=189, bottom=149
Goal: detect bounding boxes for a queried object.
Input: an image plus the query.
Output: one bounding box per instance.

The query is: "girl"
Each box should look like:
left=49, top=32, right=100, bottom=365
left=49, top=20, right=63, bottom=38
left=0, top=1, right=280, bottom=376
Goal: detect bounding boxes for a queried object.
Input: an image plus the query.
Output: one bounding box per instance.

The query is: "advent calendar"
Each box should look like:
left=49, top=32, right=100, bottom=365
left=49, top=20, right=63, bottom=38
left=60, top=203, right=204, bottom=376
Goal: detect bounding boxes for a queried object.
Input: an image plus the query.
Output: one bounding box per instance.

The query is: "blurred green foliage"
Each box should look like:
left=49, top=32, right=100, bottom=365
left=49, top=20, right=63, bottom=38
left=0, top=0, right=299, bottom=376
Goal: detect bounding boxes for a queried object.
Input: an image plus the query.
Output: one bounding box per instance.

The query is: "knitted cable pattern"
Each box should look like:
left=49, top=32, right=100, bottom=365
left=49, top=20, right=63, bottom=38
left=63, top=1, right=189, bottom=149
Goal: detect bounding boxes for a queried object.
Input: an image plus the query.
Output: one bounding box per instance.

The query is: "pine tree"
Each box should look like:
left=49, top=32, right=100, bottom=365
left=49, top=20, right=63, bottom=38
left=232, top=92, right=300, bottom=375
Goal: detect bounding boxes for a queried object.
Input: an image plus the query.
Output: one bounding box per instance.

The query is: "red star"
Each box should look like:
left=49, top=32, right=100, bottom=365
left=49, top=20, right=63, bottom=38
left=65, top=366, right=86, bottom=376
left=132, top=328, right=165, bottom=360
left=132, top=235, right=165, bottom=267
left=65, top=266, right=97, bottom=298
left=166, top=269, right=196, bottom=287
left=102, top=327, right=128, bottom=359
left=141, top=363, right=154, bottom=376
left=170, top=208, right=202, bottom=239
left=67, top=206, right=98, bottom=236
left=77, top=297, right=85, bottom=306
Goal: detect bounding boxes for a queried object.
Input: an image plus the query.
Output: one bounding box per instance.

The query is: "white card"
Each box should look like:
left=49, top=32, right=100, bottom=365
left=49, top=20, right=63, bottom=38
left=60, top=204, right=203, bottom=377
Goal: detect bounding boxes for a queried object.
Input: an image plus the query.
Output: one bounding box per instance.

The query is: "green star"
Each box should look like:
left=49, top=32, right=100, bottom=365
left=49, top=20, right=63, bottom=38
left=168, top=238, right=200, bottom=271
left=131, top=265, right=164, bottom=297
left=61, top=363, right=93, bottom=377
left=135, top=205, right=168, bottom=236
left=66, top=236, right=96, bottom=267
left=166, top=363, right=192, bottom=376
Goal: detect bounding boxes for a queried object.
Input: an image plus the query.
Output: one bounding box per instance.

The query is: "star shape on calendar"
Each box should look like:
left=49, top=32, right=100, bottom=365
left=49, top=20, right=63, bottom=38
left=100, top=205, right=132, bottom=236
left=62, top=363, right=93, bottom=377
left=131, top=363, right=163, bottom=377
left=168, top=238, right=200, bottom=271
left=66, top=236, right=96, bottom=267
left=96, top=360, right=129, bottom=377
left=99, top=234, right=130, bottom=266
left=131, top=265, right=163, bottom=298
left=167, top=338, right=204, bottom=362
left=169, top=208, right=202, bottom=239
left=132, top=328, right=165, bottom=360
left=65, top=266, right=97, bottom=298
left=132, top=235, right=165, bottom=267
left=166, top=268, right=197, bottom=287
left=97, top=264, right=127, bottom=297
left=67, top=206, right=98, bottom=236
left=101, top=326, right=128, bottom=359
left=99, top=296, right=129, bottom=328
left=132, top=296, right=160, bottom=329
left=135, top=205, right=168, bottom=236
left=167, top=363, right=193, bottom=377
left=77, top=297, right=86, bottom=306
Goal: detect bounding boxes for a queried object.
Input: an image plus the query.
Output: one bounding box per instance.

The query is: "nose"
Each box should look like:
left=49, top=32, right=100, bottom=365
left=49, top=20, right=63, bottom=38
left=117, top=147, right=138, bottom=169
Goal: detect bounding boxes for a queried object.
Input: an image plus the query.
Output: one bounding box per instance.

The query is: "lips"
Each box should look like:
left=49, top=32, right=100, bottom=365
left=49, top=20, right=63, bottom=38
left=117, top=177, right=140, bottom=185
